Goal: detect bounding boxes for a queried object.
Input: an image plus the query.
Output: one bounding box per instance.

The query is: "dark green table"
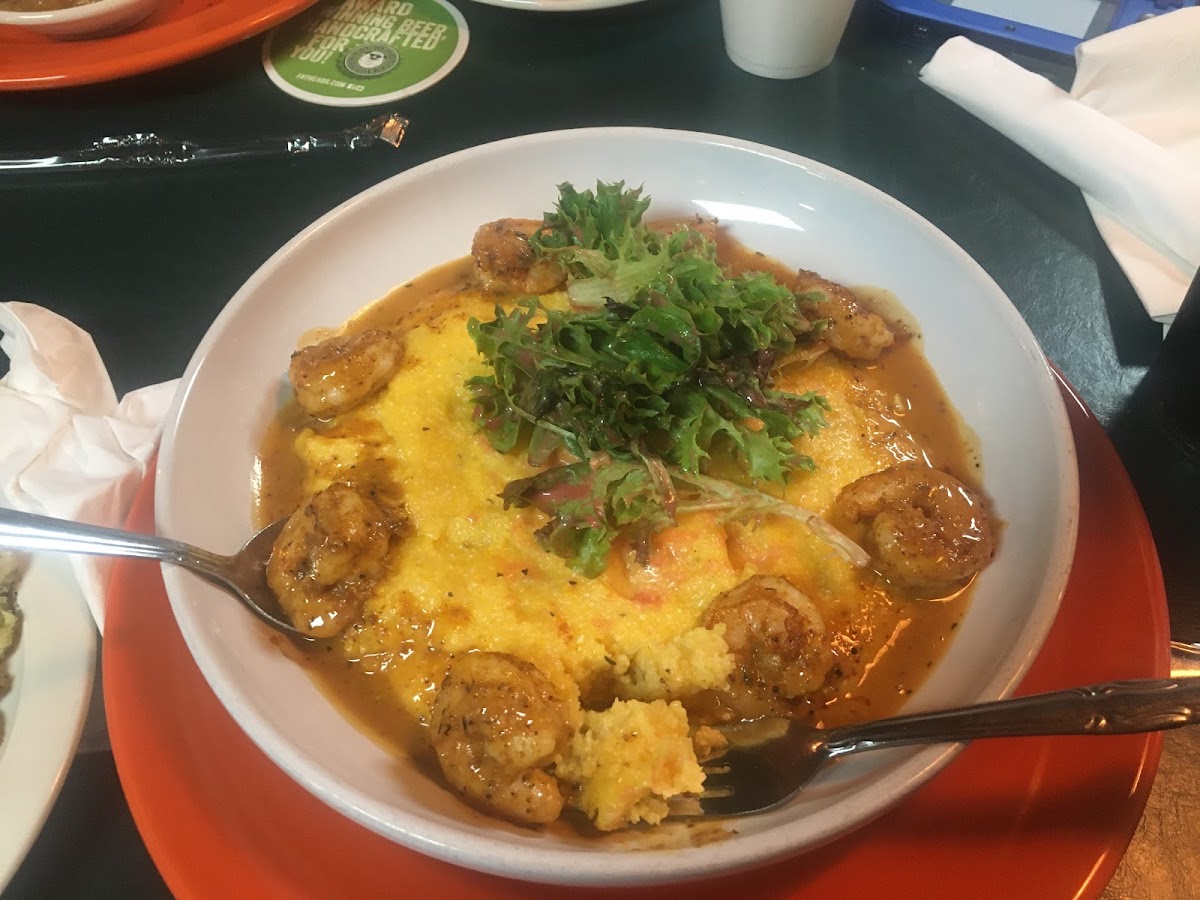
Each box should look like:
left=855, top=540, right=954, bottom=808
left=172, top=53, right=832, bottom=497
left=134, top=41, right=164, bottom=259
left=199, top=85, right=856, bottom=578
left=2, top=1, right=1196, bottom=896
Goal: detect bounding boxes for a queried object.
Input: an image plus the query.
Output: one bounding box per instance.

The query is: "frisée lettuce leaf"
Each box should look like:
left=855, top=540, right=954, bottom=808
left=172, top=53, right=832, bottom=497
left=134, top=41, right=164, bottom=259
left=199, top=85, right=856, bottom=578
left=468, top=181, right=856, bottom=576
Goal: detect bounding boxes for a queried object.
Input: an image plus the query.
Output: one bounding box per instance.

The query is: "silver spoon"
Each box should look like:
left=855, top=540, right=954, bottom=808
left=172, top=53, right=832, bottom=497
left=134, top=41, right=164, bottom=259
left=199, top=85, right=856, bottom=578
left=675, top=675, right=1200, bottom=819
left=0, top=507, right=311, bottom=641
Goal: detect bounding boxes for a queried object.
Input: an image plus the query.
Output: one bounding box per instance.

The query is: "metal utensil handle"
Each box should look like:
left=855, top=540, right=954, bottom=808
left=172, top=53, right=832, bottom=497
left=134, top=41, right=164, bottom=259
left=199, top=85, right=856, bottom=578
left=0, top=507, right=228, bottom=576
left=824, top=678, right=1200, bottom=758
left=0, top=113, right=408, bottom=171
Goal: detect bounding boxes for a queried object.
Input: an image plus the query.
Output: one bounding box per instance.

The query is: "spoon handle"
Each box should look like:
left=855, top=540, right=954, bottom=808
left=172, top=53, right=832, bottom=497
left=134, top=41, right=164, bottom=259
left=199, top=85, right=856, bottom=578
left=0, top=506, right=220, bottom=571
left=823, top=678, right=1200, bottom=759
left=0, top=113, right=408, bottom=171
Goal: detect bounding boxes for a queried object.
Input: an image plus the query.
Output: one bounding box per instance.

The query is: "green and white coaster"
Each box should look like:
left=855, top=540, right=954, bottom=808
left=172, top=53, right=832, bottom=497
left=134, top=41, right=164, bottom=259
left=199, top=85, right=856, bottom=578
left=263, top=0, right=468, bottom=108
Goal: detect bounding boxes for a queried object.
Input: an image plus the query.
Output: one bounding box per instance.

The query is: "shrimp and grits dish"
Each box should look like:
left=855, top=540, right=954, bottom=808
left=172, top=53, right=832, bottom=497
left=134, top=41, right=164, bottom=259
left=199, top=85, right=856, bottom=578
left=255, top=181, right=998, bottom=834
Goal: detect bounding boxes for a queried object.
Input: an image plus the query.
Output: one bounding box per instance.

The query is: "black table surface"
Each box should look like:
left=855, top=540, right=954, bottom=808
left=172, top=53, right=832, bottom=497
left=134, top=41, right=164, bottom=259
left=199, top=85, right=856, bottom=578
left=2, top=1, right=1197, bottom=897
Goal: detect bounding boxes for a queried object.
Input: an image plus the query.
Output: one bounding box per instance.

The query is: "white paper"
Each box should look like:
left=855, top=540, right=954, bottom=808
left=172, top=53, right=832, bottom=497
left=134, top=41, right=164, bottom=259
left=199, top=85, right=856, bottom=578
left=919, top=9, right=1200, bottom=322
left=0, top=302, right=178, bottom=631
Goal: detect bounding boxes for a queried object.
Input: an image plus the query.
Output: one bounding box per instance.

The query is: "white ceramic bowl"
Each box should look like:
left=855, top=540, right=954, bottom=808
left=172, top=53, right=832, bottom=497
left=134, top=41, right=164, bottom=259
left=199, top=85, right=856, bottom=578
left=0, top=0, right=156, bottom=38
left=156, top=127, right=1079, bottom=886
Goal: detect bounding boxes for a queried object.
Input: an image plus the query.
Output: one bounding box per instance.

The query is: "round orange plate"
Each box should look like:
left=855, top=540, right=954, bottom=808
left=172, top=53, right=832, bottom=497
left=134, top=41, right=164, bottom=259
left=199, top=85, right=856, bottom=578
left=104, top=376, right=1170, bottom=900
left=0, top=0, right=317, bottom=90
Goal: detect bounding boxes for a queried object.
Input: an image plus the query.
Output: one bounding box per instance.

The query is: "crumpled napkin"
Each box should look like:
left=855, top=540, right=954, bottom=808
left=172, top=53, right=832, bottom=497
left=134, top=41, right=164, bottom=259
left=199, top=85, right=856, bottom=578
left=0, top=302, right=178, bottom=632
left=919, top=9, right=1200, bottom=324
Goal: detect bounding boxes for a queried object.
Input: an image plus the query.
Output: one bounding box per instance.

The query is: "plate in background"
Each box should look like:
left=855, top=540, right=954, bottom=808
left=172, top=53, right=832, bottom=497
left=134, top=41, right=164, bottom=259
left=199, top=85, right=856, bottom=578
left=0, top=0, right=319, bottom=90
left=464, top=0, right=648, bottom=11
left=0, top=556, right=96, bottom=890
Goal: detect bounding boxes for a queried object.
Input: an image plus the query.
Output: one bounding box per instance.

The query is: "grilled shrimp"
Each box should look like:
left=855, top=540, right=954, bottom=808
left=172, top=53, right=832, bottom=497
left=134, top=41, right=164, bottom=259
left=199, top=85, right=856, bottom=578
left=267, top=483, right=398, bottom=637
left=429, top=652, right=576, bottom=825
left=699, top=576, right=832, bottom=721
left=793, top=269, right=895, bottom=361
left=471, top=218, right=567, bottom=295
left=287, top=328, right=404, bottom=419
left=831, top=462, right=996, bottom=591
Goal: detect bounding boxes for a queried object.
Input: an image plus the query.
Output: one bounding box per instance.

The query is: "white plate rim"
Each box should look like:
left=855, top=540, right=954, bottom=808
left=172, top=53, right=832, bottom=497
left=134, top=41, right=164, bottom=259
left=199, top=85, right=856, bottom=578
left=155, top=125, right=1079, bottom=886
left=0, top=556, right=96, bottom=892
left=463, top=0, right=647, bottom=12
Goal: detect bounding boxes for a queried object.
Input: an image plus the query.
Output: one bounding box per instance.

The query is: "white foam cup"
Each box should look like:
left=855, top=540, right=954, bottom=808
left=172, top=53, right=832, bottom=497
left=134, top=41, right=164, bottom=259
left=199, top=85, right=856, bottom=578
left=720, top=0, right=857, bottom=79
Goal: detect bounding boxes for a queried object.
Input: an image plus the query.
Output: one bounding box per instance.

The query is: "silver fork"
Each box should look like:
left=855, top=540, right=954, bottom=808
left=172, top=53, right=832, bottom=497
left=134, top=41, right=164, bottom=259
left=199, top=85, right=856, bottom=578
left=676, top=674, right=1200, bottom=818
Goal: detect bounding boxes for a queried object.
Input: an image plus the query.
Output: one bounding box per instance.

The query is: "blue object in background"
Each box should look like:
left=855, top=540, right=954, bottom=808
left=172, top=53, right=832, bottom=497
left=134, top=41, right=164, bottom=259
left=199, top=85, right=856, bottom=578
left=876, top=0, right=1196, bottom=55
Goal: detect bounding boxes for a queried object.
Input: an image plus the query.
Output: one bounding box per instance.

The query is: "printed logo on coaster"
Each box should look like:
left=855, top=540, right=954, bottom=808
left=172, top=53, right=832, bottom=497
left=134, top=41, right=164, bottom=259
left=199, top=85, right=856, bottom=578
left=263, top=0, right=467, bottom=108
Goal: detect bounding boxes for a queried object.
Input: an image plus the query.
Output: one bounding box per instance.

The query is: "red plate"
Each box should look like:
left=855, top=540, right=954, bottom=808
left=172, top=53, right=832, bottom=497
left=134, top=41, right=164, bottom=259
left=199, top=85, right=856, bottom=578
left=0, top=0, right=317, bottom=90
left=104, top=377, right=1170, bottom=900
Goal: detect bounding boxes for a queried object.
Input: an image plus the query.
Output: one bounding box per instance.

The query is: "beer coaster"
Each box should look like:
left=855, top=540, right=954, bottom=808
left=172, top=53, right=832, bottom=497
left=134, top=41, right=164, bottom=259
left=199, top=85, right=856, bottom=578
left=263, top=0, right=467, bottom=108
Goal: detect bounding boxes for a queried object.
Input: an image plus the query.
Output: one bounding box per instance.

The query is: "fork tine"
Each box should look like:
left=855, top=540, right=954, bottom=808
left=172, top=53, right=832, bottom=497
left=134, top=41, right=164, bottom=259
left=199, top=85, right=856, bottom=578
left=669, top=724, right=829, bottom=819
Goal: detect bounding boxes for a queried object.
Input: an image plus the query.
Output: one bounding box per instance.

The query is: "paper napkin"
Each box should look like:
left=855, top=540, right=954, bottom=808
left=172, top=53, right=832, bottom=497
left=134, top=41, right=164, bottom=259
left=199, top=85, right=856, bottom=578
left=919, top=9, right=1200, bottom=323
left=0, top=302, right=178, bottom=632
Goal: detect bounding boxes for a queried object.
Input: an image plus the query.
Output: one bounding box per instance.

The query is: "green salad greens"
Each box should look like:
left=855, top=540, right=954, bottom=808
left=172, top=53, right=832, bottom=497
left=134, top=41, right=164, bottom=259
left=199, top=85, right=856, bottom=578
left=467, top=181, right=865, bottom=577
